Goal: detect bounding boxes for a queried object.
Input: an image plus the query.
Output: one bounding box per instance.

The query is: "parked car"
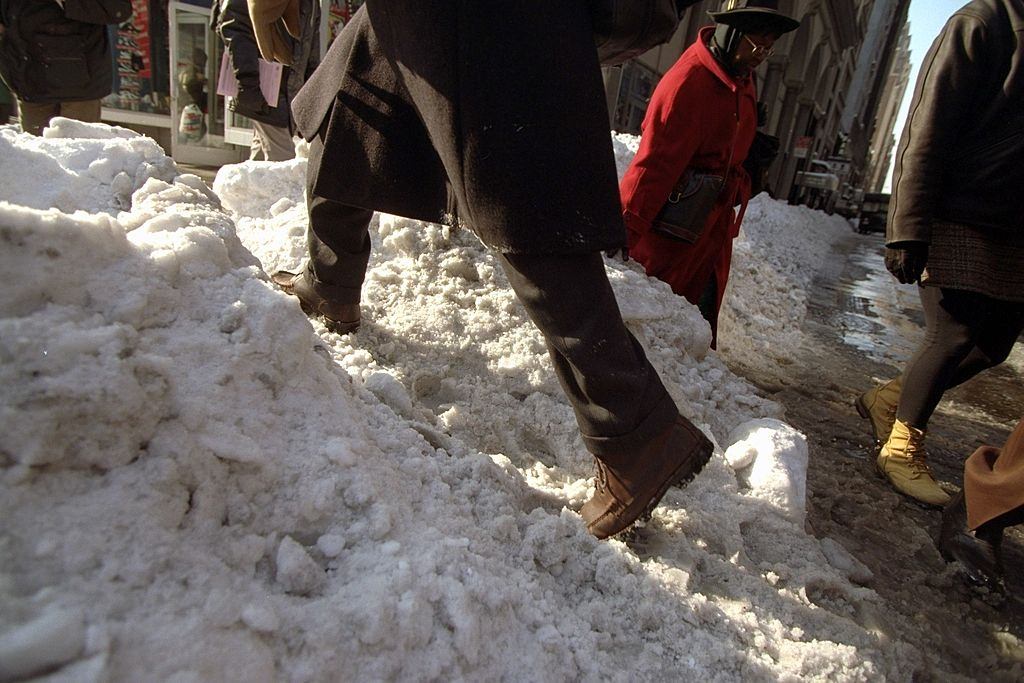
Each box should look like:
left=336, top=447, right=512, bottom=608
left=857, top=192, right=890, bottom=234
left=793, top=160, right=841, bottom=212
left=834, top=185, right=864, bottom=219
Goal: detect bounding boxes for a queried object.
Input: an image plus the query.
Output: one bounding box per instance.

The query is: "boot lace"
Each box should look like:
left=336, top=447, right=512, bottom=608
left=904, top=432, right=934, bottom=477
left=594, top=461, right=608, bottom=492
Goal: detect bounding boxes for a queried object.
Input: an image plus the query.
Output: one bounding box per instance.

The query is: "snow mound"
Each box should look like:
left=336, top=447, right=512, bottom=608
left=0, top=120, right=177, bottom=214
left=0, top=125, right=940, bottom=681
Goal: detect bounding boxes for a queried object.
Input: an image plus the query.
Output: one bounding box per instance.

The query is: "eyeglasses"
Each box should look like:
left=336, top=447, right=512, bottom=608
left=744, top=35, right=775, bottom=59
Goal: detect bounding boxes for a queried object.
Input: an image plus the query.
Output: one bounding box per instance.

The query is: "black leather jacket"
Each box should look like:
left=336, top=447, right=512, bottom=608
left=888, top=0, right=1024, bottom=243
left=0, top=0, right=130, bottom=103
left=214, top=0, right=319, bottom=128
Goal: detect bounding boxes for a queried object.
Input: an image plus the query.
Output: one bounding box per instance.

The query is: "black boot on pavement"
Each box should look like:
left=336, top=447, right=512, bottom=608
left=938, top=490, right=1004, bottom=590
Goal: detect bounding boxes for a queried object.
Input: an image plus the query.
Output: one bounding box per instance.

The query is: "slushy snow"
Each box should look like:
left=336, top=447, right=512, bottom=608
left=1, top=119, right=936, bottom=681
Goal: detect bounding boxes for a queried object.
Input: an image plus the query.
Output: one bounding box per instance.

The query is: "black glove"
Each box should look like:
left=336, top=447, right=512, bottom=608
left=884, top=241, right=928, bottom=284
left=231, top=85, right=269, bottom=117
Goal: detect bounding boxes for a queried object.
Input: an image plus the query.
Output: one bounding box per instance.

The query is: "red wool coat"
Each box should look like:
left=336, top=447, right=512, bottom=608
left=620, top=27, right=758, bottom=344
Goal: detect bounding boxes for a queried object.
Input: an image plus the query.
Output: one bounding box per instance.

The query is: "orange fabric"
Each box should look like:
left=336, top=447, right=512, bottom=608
left=964, top=417, right=1024, bottom=529
left=620, top=27, right=757, bottom=344
left=247, top=0, right=299, bottom=64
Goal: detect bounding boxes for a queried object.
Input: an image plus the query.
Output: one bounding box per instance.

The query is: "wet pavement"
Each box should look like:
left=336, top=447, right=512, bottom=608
left=805, top=231, right=1024, bottom=432
left=725, top=227, right=1024, bottom=679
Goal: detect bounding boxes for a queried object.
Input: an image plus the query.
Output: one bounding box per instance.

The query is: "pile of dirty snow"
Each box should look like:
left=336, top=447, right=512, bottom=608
left=0, top=122, right=938, bottom=681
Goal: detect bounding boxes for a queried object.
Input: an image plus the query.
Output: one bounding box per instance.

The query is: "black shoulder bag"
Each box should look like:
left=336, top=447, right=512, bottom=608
left=651, top=113, right=740, bottom=244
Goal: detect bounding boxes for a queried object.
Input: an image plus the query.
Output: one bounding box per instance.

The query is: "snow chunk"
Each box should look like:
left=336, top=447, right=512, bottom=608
left=820, top=538, right=875, bottom=586
left=726, top=418, right=808, bottom=524
left=276, top=536, right=325, bottom=595
left=0, top=608, right=86, bottom=681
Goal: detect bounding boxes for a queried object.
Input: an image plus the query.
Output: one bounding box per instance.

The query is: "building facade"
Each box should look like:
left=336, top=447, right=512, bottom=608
left=863, top=21, right=911, bottom=193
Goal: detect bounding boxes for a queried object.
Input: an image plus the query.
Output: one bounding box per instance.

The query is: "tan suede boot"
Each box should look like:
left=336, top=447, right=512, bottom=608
left=855, top=377, right=901, bottom=444
left=876, top=419, right=950, bottom=507
left=581, top=416, right=713, bottom=540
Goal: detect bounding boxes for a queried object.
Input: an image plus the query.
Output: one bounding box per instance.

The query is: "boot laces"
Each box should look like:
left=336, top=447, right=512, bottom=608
left=594, top=461, right=608, bottom=492
left=904, top=432, right=933, bottom=476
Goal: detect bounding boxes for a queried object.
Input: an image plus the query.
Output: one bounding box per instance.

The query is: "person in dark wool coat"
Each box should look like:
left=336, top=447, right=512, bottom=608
left=0, top=0, right=131, bottom=135
left=248, top=0, right=714, bottom=540
left=856, top=0, right=1024, bottom=510
left=938, top=416, right=1024, bottom=591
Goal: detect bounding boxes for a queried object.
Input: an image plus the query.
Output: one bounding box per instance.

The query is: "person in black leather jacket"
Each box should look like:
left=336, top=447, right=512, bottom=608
left=214, top=0, right=319, bottom=161
left=0, top=0, right=131, bottom=135
left=858, top=0, right=1024, bottom=509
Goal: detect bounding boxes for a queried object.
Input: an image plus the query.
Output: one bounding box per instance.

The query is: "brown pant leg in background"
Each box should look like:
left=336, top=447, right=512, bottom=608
left=58, top=99, right=102, bottom=124
left=17, top=100, right=59, bottom=136
left=17, top=99, right=101, bottom=135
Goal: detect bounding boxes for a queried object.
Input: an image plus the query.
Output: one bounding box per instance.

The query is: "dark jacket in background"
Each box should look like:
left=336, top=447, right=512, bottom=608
left=888, top=0, right=1024, bottom=244
left=291, top=1, right=624, bottom=254
left=0, top=0, right=130, bottom=103
left=214, top=0, right=319, bottom=129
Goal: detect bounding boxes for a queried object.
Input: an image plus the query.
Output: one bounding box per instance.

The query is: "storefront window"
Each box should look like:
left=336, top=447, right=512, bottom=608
left=169, top=0, right=244, bottom=164
left=613, top=61, right=659, bottom=134
left=325, top=0, right=364, bottom=43
left=104, top=0, right=171, bottom=117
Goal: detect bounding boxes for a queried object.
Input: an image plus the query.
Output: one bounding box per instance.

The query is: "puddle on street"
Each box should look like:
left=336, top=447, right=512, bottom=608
left=809, top=233, right=1024, bottom=423
left=810, top=237, right=923, bottom=367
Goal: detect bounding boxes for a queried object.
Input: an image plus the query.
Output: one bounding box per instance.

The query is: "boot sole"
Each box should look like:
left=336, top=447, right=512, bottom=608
left=593, top=436, right=714, bottom=540
left=873, top=462, right=949, bottom=510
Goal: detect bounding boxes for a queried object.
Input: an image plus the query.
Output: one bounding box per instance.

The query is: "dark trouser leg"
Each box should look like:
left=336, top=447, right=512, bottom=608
left=947, top=312, right=1024, bottom=387
left=304, top=135, right=373, bottom=305
left=898, top=287, right=1024, bottom=428
left=497, top=251, right=678, bottom=456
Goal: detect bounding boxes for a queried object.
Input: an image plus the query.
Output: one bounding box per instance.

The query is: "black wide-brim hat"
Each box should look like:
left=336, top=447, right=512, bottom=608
left=708, top=0, right=801, bottom=35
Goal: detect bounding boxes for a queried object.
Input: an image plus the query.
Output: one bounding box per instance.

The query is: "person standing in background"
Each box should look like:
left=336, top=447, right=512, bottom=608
left=0, top=0, right=131, bottom=135
left=619, top=0, right=799, bottom=347
left=857, top=0, right=1024, bottom=508
left=215, top=0, right=319, bottom=161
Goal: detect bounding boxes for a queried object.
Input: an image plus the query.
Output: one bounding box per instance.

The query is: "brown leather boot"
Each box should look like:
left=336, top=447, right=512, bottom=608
left=271, top=269, right=360, bottom=334
left=581, top=415, right=713, bottom=540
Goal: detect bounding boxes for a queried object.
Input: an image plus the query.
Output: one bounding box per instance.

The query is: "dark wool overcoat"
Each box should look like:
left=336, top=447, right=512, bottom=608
left=0, top=0, right=130, bottom=103
left=619, top=27, right=756, bottom=343
left=290, top=0, right=626, bottom=254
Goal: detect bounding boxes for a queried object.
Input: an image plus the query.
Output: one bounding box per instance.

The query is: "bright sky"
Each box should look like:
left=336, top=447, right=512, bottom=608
left=883, top=0, right=968, bottom=191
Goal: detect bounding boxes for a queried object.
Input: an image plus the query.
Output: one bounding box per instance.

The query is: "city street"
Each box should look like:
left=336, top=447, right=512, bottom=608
left=721, top=229, right=1024, bottom=679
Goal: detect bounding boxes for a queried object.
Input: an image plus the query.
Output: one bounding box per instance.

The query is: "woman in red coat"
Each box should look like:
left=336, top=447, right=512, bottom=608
left=620, top=1, right=799, bottom=345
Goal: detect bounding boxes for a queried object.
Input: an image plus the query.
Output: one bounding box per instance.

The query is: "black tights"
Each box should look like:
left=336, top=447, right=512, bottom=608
left=898, top=287, right=1024, bottom=428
